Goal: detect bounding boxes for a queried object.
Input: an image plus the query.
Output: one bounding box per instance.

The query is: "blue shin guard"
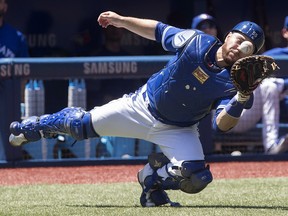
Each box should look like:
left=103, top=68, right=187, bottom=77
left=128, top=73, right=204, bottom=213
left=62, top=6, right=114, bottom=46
left=10, top=107, right=98, bottom=145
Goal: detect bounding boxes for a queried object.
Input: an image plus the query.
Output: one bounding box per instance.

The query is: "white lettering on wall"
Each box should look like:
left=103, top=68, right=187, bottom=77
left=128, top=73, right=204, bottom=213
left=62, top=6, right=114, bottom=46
left=27, top=34, right=57, bottom=47
left=83, top=62, right=138, bottom=74
left=0, top=64, right=30, bottom=78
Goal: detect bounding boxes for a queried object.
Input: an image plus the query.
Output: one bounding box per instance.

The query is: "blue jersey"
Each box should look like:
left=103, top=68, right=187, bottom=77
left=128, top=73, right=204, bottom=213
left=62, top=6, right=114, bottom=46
left=146, top=22, right=236, bottom=127
left=263, top=47, right=288, bottom=56
left=0, top=22, right=29, bottom=58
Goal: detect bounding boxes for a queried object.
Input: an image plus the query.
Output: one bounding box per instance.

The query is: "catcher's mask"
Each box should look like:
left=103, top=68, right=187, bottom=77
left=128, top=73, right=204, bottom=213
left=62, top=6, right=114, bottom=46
left=231, top=21, right=264, bottom=54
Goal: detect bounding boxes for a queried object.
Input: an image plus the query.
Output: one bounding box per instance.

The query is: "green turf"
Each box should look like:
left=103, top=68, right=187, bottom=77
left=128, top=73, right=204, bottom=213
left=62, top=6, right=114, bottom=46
left=0, top=177, right=287, bottom=216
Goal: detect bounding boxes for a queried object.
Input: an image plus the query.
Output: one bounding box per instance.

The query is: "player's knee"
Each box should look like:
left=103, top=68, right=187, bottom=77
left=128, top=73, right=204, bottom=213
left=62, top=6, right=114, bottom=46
left=147, top=153, right=212, bottom=194
left=178, top=160, right=213, bottom=194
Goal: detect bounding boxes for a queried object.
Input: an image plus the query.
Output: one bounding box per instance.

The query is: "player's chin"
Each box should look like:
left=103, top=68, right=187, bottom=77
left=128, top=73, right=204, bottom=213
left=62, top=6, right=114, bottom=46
left=223, top=56, right=236, bottom=66
left=224, top=52, right=240, bottom=65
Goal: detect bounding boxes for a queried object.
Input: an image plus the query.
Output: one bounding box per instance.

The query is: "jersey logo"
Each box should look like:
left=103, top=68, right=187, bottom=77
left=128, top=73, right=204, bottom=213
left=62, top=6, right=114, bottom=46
left=173, top=30, right=196, bottom=48
left=192, top=66, right=209, bottom=84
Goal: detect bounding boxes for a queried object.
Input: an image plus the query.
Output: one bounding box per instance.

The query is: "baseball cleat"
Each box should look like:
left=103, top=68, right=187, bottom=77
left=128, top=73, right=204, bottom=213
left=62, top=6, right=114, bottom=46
left=267, top=134, right=288, bottom=154
left=137, top=168, right=181, bottom=207
left=9, top=117, right=42, bottom=146
left=137, top=168, right=156, bottom=207
left=9, top=133, right=29, bottom=147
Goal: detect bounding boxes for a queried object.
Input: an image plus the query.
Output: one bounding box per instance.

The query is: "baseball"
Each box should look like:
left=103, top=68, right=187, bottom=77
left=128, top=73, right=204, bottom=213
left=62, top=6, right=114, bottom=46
left=239, top=41, right=253, bottom=55
left=231, top=150, right=242, bottom=156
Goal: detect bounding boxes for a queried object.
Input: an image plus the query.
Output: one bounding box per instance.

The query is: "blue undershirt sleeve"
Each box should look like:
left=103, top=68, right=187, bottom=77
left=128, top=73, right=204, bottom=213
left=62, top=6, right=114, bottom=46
left=212, top=94, right=254, bottom=132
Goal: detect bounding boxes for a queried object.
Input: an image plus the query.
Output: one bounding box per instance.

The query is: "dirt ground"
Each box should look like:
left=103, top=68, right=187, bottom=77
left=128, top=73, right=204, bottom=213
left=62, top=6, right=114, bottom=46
left=0, top=161, right=287, bottom=186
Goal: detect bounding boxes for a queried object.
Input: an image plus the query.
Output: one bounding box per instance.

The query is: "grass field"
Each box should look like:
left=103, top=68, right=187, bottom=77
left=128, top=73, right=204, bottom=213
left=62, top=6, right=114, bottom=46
left=0, top=177, right=287, bottom=216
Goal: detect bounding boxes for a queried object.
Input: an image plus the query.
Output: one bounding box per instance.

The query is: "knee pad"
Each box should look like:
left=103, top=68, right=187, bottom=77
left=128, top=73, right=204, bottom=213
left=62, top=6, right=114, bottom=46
left=147, top=154, right=212, bottom=194
left=178, top=161, right=213, bottom=194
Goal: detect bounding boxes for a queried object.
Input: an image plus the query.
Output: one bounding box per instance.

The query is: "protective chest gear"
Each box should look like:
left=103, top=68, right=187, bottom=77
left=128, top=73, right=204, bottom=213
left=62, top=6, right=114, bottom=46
left=147, top=26, right=235, bottom=127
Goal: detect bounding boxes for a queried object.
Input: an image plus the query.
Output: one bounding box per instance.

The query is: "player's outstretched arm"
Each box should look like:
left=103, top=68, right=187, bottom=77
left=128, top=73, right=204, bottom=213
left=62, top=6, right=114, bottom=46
left=214, top=55, right=279, bottom=132
left=213, top=93, right=253, bottom=132
left=97, top=11, right=158, bottom=41
left=215, top=108, right=240, bottom=132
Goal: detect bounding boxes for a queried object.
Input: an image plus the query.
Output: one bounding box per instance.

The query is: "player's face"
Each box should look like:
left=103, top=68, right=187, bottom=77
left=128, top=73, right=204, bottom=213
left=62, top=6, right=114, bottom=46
left=222, top=32, right=253, bottom=65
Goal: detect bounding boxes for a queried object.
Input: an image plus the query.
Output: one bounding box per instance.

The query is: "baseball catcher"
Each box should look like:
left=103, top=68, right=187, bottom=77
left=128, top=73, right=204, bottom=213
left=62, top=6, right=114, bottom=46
left=9, top=11, right=280, bottom=207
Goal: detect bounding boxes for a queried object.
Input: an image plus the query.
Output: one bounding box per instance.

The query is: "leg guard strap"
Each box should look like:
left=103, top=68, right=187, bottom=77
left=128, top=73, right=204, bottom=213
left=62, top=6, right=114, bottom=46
left=64, top=112, right=99, bottom=140
left=80, top=112, right=99, bottom=139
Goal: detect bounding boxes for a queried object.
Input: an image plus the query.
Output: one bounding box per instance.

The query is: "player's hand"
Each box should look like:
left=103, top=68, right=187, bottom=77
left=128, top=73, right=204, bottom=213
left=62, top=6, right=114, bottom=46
left=235, top=91, right=250, bottom=103
left=97, top=11, right=124, bottom=28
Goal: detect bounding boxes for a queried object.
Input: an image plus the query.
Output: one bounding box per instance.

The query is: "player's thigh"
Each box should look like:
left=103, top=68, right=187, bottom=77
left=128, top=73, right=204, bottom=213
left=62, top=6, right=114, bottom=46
left=149, top=123, right=205, bottom=161
left=90, top=97, right=152, bottom=138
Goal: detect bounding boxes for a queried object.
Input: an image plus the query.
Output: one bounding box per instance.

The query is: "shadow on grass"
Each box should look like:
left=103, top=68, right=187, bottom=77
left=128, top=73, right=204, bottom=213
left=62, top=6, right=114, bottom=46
left=190, top=205, right=288, bottom=211
left=67, top=204, right=288, bottom=210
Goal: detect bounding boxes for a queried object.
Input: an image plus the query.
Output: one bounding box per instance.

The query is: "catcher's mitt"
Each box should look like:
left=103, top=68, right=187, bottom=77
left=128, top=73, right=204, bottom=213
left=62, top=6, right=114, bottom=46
left=231, top=55, right=279, bottom=96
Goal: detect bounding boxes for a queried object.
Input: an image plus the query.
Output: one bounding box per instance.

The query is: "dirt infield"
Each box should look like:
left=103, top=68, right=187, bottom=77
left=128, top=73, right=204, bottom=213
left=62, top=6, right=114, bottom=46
left=0, top=161, right=287, bottom=186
